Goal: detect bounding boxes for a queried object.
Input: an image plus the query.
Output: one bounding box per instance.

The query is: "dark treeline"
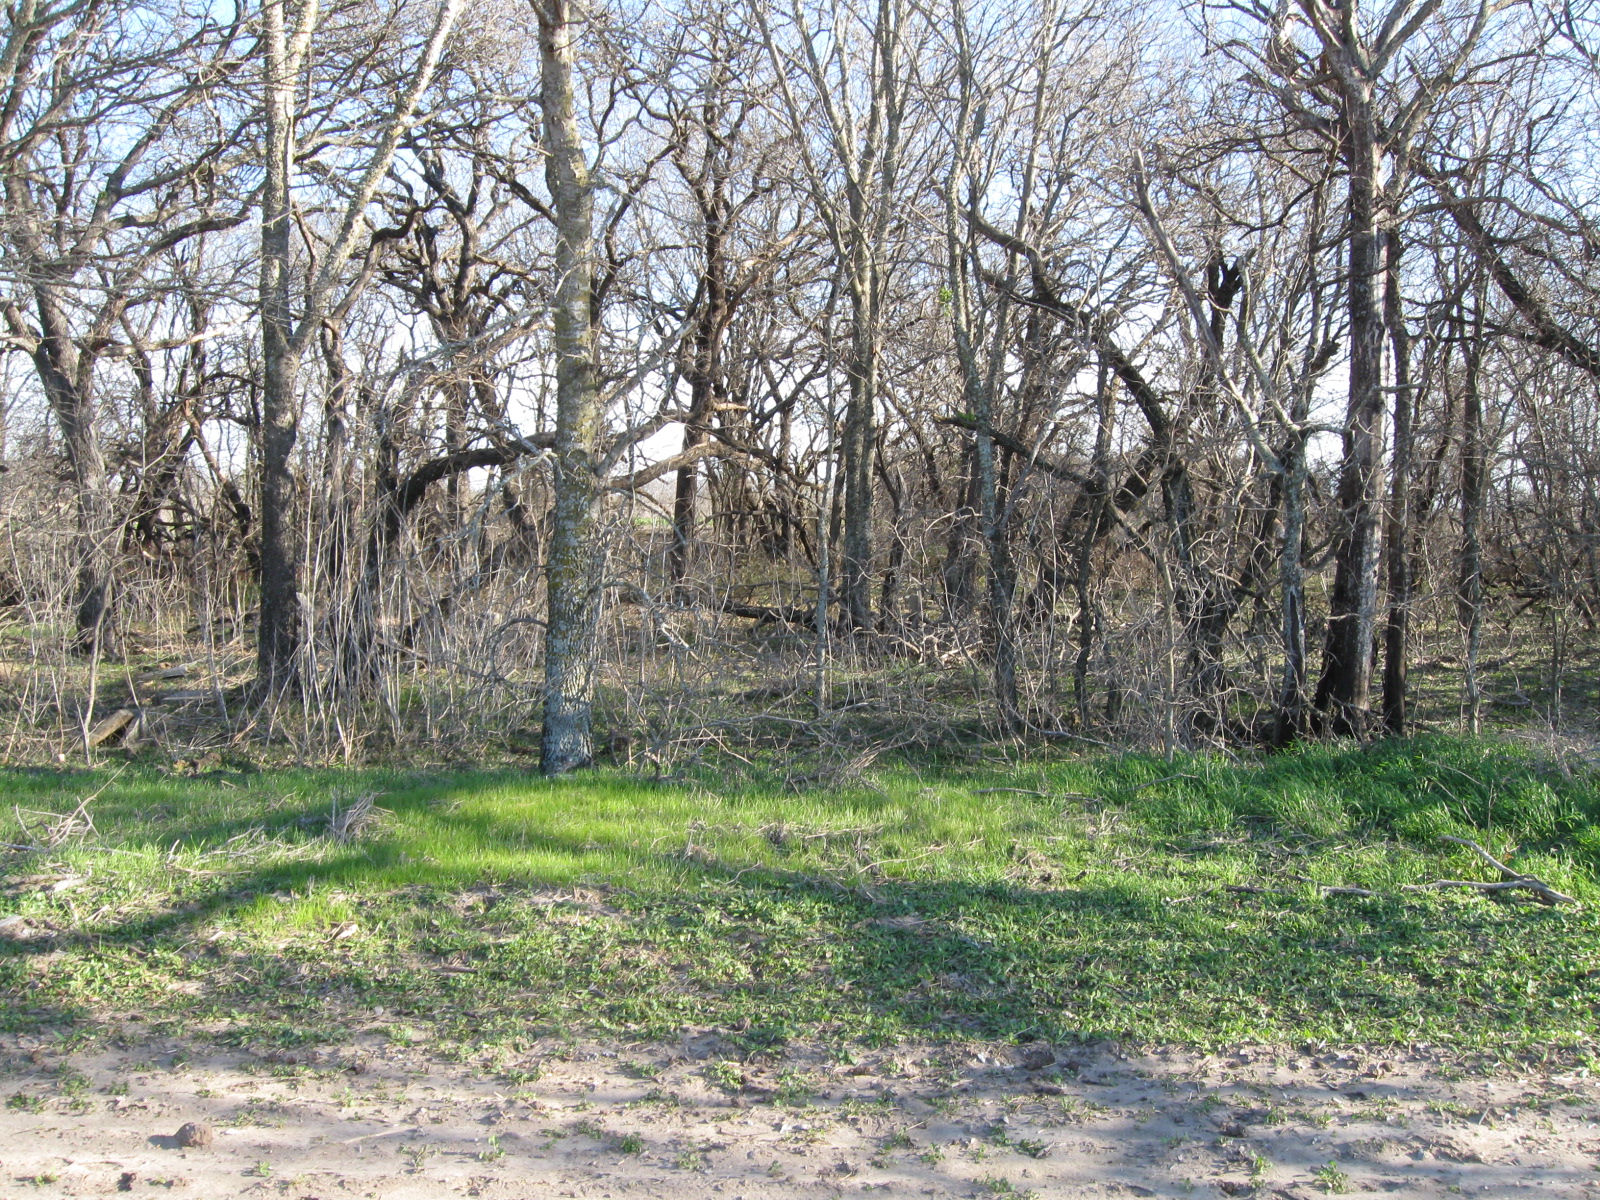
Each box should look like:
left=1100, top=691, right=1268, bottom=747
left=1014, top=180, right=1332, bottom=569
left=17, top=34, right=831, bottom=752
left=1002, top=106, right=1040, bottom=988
left=2, top=0, right=1598, bottom=768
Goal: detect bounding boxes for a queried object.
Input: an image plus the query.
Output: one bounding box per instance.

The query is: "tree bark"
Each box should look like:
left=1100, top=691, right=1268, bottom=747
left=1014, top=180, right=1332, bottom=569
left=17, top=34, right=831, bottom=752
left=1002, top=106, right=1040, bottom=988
left=537, top=0, right=603, bottom=775
left=256, top=0, right=307, bottom=692
left=253, top=0, right=463, bottom=693
left=32, top=285, right=113, bottom=653
left=1314, top=74, right=1386, bottom=737
left=1381, top=229, right=1413, bottom=735
left=840, top=252, right=878, bottom=630
left=1458, top=312, right=1485, bottom=736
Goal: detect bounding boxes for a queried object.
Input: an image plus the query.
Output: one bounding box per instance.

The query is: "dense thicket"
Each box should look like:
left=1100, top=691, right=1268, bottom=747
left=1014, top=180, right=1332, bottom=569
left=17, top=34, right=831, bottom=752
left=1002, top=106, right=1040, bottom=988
left=2, top=0, right=1597, bottom=767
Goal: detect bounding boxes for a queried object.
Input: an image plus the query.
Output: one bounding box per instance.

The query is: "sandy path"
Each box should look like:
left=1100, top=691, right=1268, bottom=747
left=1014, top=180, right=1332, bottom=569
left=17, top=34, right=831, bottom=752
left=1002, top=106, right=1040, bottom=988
left=0, top=1030, right=1596, bottom=1198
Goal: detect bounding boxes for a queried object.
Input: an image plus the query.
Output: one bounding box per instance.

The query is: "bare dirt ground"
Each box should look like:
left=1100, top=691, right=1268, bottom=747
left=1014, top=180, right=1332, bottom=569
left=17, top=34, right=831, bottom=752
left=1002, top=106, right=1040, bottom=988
left=0, top=1028, right=1597, bottom=1199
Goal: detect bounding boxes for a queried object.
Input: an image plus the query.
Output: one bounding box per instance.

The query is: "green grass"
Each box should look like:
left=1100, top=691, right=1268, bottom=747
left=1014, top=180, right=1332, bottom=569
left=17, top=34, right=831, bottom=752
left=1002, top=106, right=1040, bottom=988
left=2, top=736, right=1599, bottom=1057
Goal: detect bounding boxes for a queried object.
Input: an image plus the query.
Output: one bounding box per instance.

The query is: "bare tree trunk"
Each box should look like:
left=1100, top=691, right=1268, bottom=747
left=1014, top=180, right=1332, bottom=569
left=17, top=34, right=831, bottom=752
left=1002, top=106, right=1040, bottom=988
left=537, top=0, right=602, bottom=775
left=256, top=0, right=308, bottom=692
left=253, top=0, right=463, bottom=693
left=840, top=254, right=878, bottom=630
left=1075, top=362, right=1115, bottom=728
left=1314, top=76, right=1386, bottom=737
left=669, top=250, right=724, bottom=591
left=1381, top=229, right=1413, bottom=735
left=1459, top=312, right=1485, bottom=736
left=32, top=286, right=113, bottom=653
left=1274, top=429, right=1310, bottom=746
left=943, top=25, right=1018, bottom=732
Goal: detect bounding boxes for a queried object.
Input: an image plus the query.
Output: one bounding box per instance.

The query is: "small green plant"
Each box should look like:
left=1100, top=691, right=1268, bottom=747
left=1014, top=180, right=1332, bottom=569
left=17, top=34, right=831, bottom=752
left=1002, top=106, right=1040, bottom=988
left=978, top=1177, right=1036, bottom=1199
left=6, top=1093, right=45, bottom=1113
left=674, top=1148, right=706, bottom=1171
left=53, top=1068, right=89, bottom=1096
left=248, top=1160, right=272, bottom=1178
left=989, top=1126, right=1049, bottom=1159
left=401, top=1144, right=432, bottom=1172
left=632, top=1087, right=681, bottom=1107
left=478, top=1135, right=504, bottom=1163
left=704, top=1061, right=743, bottom=1093
left=27, top=1173, right=58, bottom=1186
left=1249, top=1152, right=1272, bottom=1181
left=918, top=1146, right=944, bottom=1165
left=615, top=1133, right=644, bottom=1154
left=1313, top=1161, right=1350, bottom=1194
left=881, top=1130, right=913, bottom=1150
left=775, top=1069, right=814, bottom=1107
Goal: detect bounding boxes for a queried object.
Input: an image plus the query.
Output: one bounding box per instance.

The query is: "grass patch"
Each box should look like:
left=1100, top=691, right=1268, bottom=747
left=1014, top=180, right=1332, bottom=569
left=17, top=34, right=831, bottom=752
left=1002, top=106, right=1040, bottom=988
left=1, top=736, right=1598, bottom=1056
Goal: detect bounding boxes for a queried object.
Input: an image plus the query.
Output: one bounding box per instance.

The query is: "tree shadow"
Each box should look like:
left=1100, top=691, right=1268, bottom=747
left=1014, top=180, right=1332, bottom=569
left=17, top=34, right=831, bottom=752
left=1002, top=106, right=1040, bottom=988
left=1, top=764, right=1590, bottom=1052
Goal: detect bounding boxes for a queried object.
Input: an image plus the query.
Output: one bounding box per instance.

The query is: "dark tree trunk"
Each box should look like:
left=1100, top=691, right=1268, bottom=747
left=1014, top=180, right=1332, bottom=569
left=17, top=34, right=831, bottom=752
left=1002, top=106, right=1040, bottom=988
left=33, top=287, right=114, bottom=654
left=1458, top=314, right=1486, bottom=735
left=1382, top=230, right=1414, bottom=735
left=1314, top=80, right=1386, bottom=737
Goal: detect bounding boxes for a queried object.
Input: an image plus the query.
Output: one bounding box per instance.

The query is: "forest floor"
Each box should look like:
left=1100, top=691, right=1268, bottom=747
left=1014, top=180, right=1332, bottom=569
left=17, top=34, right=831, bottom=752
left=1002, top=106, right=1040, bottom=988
left=1, top=736, right=1600, bottom=1196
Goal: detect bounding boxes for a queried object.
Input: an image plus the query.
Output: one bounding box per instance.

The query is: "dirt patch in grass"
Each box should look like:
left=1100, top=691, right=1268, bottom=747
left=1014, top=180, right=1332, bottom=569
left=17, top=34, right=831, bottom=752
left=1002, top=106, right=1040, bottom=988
left=0, top=1031, right=1594, bottom=1198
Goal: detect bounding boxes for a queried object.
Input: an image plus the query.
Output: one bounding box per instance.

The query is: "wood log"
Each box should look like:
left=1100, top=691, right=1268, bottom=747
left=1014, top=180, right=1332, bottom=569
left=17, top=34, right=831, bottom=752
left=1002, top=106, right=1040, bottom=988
left=86, top=708, right=137, bottom=747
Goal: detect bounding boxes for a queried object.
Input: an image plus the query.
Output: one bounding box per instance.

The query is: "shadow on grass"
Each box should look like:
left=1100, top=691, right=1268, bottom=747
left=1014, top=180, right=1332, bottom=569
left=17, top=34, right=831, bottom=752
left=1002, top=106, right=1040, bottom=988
left=2, top=739, right=1598, bottom=1051
left=4, top=804, right=1593, bottom=1052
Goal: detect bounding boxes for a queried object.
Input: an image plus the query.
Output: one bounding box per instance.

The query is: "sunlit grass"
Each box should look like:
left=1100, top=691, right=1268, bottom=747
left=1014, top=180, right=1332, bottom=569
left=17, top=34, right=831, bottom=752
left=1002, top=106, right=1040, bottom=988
left=1, top=735, right=1597, bottom=1056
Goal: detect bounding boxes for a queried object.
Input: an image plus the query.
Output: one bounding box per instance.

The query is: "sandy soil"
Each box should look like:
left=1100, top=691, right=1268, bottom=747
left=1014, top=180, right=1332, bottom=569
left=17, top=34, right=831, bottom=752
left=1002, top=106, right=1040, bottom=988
left=0, top=1028, right=1596, bottom=1199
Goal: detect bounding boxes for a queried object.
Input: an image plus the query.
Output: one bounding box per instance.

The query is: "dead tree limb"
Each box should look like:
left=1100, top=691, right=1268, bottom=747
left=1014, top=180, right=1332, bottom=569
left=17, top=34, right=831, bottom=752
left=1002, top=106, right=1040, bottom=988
left=1416, top=835, right=1578, bottom=906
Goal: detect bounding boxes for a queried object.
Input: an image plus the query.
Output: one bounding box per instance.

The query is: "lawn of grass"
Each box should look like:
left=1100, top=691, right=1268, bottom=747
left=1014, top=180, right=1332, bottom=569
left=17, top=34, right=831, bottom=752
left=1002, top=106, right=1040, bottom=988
left=1, top=735, right=1598, bottom=1061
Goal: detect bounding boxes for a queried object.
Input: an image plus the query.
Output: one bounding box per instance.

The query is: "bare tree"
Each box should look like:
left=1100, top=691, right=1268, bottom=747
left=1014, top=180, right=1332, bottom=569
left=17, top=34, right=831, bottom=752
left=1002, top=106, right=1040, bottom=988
left=254, top=0, right=467, bottom=691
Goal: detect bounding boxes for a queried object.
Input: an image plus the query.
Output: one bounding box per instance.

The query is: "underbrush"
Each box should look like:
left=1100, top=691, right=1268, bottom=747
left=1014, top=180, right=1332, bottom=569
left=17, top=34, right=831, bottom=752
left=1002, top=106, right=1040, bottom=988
left=0, top=735, right=1597, bottom=1058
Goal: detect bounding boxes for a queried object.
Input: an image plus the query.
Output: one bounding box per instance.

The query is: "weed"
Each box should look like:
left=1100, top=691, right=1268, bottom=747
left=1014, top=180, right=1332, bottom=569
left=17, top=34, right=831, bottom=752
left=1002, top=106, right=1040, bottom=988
left=704, top=1061, right=744, bottom=1094
left=978, top=1176, right=1037, bottom=1198
left=6, top=1093, right=44, bottom=1113
left=53, top=1068, right=89, bottom=1095
left=400, top=1144, right=432, bottom=1172
left=1313, top=1161, right=1350, bottom=1193
left=615, top=1133, right=644, bottom=1154
left=990, top=1127, right=1049, bottom=1158
left=774, top=1069, right=814, bottom=1107
left=633, top=1087, right=682, bottom=1107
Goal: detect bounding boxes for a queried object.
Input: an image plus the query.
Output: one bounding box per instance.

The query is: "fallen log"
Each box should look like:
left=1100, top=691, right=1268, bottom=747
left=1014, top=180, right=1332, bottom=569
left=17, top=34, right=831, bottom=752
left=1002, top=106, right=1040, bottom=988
left=86, top=708, right=138, bottom=747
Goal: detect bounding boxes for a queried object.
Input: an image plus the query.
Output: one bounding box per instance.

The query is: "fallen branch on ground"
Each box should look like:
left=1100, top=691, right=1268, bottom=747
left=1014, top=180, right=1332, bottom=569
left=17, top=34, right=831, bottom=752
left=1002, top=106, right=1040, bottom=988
left=1409, top=835, right=1577, bottom=906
